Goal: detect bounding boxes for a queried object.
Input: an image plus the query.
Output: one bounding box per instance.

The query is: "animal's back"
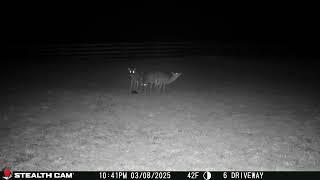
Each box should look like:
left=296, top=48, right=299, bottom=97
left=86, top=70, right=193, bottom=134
left=143, top=71, right=170, bottom=84
left=156, top=72, right=171, bottom=83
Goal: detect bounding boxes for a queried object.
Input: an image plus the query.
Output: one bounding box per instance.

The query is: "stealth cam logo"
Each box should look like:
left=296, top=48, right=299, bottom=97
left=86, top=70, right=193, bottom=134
left=2, top=168, right=12, bottom=180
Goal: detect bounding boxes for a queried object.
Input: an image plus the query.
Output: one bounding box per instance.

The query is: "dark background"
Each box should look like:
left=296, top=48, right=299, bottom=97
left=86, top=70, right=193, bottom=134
left=1, top=5, right=320, bottom=92
left=2, top=5, right=319, bottom=57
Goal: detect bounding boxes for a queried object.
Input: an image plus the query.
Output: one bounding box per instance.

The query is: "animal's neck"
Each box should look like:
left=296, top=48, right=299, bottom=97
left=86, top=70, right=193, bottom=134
left=167, top=75, right=178, bottom=84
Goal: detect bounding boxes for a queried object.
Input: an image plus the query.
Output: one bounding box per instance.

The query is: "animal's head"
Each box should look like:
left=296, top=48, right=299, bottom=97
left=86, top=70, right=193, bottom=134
left=171, top=72, right=182, bottom=79
left=128, top=68, right=136, bottom=78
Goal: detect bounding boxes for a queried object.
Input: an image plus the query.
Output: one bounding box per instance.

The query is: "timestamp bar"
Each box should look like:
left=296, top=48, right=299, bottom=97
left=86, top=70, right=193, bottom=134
left=97, top=171, right=320, bottom=180
left=8, top=171, right=320, bottom=180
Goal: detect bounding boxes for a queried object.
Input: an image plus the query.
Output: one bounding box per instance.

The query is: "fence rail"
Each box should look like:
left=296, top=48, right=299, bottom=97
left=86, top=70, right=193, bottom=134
left=37, top=41, right=217, bottom=58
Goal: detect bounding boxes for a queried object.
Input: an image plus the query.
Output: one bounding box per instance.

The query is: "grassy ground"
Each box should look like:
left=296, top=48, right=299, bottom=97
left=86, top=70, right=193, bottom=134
left=1, top=56, right=319, bottom=170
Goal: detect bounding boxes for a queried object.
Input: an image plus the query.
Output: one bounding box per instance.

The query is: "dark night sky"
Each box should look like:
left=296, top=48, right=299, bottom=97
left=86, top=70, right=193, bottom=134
left=3, top=7, right=313, bottom=42
left=2, top=5, right=319, bottom=57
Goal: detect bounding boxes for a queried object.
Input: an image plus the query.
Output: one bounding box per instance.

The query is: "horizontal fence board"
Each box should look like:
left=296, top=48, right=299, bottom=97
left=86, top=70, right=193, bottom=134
left=36, top=41, right=209, bottom=58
